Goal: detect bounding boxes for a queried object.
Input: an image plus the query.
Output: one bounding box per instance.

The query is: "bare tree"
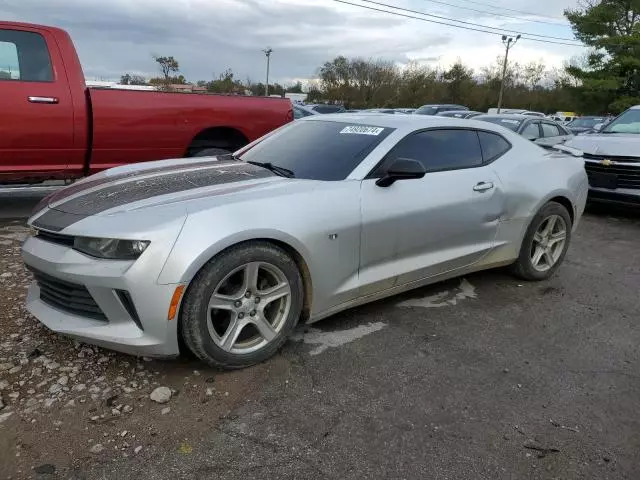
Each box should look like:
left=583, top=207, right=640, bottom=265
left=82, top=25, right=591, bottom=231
left=152, top=55, right=180, bottom=90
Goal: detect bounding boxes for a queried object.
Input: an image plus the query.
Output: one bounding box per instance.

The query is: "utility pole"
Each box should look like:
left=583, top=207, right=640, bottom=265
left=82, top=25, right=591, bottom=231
left=497, top=34, right=520, bottom=114
left=263, top=47, right=273, bottom=96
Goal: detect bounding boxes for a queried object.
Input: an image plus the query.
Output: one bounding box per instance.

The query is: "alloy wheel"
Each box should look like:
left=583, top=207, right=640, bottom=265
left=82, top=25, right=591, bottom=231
left=530, top=214, right=567, bottom=272
left=207, top=262, right=292, bottom=354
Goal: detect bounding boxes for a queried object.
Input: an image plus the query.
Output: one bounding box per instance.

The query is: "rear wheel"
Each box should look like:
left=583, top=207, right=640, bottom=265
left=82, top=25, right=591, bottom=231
left=180, top=242, right=303, bottom=369
left=511, top=201, right=572, bottom=281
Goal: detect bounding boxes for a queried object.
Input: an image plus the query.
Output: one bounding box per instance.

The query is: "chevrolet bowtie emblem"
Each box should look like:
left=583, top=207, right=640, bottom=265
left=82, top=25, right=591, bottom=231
left=600, top=159, right=614, bottom=166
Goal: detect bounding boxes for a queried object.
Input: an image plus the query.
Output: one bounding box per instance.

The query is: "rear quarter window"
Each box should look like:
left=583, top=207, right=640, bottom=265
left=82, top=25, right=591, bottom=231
left=478, top=131, right=511, bottom=162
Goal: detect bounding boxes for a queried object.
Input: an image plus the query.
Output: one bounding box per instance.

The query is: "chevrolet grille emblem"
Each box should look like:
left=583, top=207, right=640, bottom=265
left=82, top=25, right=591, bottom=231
left=600, top=159, right=614, bottom=166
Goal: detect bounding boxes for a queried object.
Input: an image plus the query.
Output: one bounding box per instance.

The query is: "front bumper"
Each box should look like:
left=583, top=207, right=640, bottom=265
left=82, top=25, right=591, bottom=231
left=588, top=186, right=640, bottom=206
left=22, top=236, right=184, bottom=357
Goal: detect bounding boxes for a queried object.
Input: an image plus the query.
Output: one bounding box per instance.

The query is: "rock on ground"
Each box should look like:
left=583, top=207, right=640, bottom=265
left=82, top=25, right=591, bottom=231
left=89, top=443, right=105, bottom=454
left=149, top=386, right=171, bottom=404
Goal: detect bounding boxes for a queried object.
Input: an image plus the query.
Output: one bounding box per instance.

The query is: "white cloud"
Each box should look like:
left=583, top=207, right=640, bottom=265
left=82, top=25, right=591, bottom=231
left=0, top=0, right=584, bottom=83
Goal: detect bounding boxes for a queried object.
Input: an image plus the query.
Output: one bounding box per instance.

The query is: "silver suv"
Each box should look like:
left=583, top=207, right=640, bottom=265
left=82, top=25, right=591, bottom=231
left=564, top=106, right=640, bottom=206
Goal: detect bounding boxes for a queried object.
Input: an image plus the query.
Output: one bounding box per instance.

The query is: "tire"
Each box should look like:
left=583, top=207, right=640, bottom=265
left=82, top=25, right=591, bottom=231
left=180, top=241, right=303, bottom=369
left=192, top=148, right=231, bottom=157
left=511, top=201, right=573, bottom=281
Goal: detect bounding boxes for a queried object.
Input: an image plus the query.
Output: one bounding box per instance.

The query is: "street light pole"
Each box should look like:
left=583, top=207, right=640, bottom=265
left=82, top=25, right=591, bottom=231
left=497, top=34, right=520, bottom=114
left=263, top=48, right=273, bottom=96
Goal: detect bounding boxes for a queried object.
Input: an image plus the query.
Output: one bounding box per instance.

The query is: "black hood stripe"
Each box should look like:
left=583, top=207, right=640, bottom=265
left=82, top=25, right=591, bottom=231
left=44, top=159, right=235, bottom=208
left=33, top=162, right=274, bottom=232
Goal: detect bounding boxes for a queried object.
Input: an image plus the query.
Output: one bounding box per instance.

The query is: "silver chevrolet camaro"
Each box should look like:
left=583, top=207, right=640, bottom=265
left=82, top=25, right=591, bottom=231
left=22, top=114, right=588, bottom=369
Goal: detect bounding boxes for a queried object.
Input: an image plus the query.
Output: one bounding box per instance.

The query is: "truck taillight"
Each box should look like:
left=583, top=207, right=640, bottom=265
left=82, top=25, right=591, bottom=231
left=286, top=109, right=293, bottom=122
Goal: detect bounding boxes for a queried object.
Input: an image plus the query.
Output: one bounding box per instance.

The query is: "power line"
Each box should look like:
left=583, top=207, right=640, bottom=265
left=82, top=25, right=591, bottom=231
left=329, top=0, right=584, bottom=47
left=414, top=0, right=570, bottom=27
left=357, top=0, right=580, bottom=42
left=453, top=0, right=567, bottom=22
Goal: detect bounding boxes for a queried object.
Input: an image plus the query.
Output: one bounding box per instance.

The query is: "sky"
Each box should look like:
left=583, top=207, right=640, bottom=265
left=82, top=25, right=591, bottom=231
left=0, top=0, right=585, bottom=85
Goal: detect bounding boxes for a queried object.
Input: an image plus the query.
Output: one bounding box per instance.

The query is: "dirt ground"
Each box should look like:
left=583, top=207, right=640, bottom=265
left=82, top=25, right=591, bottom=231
left=0, top=205, right=639, bottom=479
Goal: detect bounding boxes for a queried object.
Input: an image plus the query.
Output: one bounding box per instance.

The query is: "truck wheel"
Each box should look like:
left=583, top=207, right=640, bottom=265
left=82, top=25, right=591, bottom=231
left=192, top=148, right=231, bottom=157
left=180, top=241, right=303, bottom=369
left=511, top=201, right=572, bottom=281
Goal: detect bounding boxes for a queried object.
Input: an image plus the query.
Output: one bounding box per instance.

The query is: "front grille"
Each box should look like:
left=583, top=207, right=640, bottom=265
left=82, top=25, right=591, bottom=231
left=583, top=153, right=640, bottom=163
left=28, top=267, right=107, bottom=321
left=584, top=159, right=640, bottom=190
left=36, top=229, right=75, bottom=247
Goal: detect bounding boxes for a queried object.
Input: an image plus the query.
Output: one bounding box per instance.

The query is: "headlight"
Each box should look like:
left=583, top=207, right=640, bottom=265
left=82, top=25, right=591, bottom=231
left=73, top=237, right=150, bottom=260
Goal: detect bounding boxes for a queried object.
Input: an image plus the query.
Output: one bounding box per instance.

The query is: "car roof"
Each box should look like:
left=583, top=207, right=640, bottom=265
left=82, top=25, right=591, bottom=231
left=475, top=114, right=535, bottom=121
left=438, top=110, right=478, bottom=115
left=302, top=112, right=518, bottom=134
left=418, top=104, right=466, bottom=108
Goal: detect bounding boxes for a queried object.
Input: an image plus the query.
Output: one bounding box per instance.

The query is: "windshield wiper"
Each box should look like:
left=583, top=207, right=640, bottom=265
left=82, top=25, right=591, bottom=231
left=246, top=161, right=295, bottom=178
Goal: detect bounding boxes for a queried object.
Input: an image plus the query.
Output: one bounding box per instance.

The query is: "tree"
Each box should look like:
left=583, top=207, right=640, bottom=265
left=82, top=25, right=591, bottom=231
left=152, top=55, right=180, bottom=90
left=207, top=69, right=245, bottom=94
left=318, top=56, right=399, bottom=108
left=441, top=61, right=475, bottom=104
left=286, top=81, right=304, bottom=93
left=565, top=0, right=640, bottom=113
left=149, top=75, right=186, bottom=87
left=521, top=61, right=546, bottom=90
left=120, top=73, right=147, bottom=85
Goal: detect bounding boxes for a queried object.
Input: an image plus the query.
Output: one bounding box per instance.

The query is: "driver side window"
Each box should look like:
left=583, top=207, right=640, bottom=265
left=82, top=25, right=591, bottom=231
left=379, top=129, right=483, bottom=174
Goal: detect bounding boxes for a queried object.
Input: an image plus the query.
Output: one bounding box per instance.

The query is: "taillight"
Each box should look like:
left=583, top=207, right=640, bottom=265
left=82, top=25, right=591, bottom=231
left=286, top=109, right=293, bottom=122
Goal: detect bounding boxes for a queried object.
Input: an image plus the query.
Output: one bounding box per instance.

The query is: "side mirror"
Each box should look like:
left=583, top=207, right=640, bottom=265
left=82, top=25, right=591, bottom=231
left=593, top=123, right=604, bottom=131
left=376, top=158, right=426, bottom=187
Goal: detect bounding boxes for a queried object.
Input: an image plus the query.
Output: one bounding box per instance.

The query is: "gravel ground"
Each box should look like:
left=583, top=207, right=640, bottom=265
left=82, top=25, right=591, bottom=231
left=0, top=205, right=639, bottom=479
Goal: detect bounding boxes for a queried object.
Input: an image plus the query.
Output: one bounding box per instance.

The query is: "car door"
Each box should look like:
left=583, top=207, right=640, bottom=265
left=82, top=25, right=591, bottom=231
left=537, top=122, right=571, bottom=147
left=358, top=128, right=505, bottom=295
left=0, top=26, right=76, bottom=177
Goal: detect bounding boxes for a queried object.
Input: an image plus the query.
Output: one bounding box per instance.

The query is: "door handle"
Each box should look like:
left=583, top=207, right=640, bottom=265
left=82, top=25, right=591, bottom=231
left=473, top=181, right=494, bottom=192
left=28, top=96, right=59, bottom=104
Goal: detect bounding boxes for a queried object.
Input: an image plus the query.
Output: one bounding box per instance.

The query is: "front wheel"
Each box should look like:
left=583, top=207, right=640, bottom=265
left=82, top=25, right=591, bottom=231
left=180, top=242, right=303, bottom=369
left=511, top=201, right=572, bottom=281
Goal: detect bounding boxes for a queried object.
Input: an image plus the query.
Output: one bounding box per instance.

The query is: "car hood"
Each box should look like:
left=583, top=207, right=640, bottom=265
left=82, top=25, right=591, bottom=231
left=31, top=157, right=288, bottom=232
left=568, top=127, right=591, bottom=133
left=564, top=133, right=640, bottom=157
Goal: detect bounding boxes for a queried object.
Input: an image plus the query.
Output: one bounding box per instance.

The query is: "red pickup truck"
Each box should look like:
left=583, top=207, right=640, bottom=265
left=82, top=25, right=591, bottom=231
left=0, top=21, right=293, bottom=183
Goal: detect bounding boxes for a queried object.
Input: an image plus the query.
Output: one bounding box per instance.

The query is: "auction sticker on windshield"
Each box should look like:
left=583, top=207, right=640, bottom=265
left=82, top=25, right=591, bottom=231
left=340, top=126, right=385, bottom=135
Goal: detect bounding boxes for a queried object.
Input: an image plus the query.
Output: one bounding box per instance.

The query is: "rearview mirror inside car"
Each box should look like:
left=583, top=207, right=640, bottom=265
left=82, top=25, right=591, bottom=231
left=376, top=158, right=426, bottom=187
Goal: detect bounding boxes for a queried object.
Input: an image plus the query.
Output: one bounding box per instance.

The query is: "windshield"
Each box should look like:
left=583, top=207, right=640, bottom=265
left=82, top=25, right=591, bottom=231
left=475, top=116, right=522, bottom=132
left=239, top=120, right=394, bottom=181
left=414, top=106, right=438, bottom=115
left=603, top=109, right=640, bottom=134
left=568, top=117, right=604, bottom=128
